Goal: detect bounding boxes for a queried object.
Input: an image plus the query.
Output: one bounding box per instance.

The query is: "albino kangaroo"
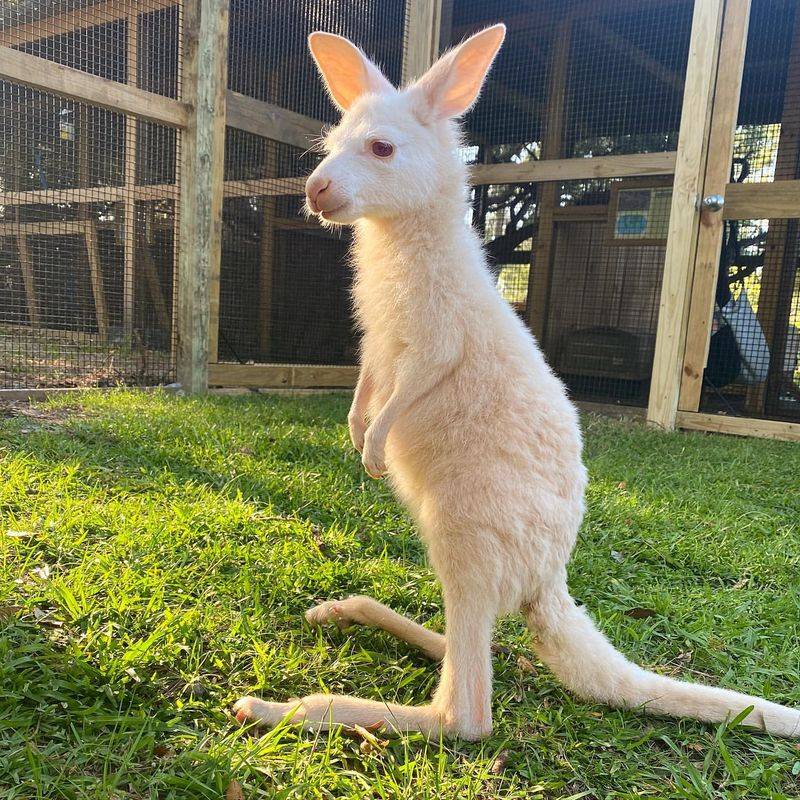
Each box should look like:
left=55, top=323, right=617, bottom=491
left=234, top=25, right=800, bottom=741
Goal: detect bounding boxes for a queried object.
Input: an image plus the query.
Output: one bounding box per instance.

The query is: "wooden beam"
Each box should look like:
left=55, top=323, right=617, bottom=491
left=525, top=17, right=571, bottom=343
left=646, top=0, right=725, bottom=430
left=0, top=220, right=91, bottom=236
left=0, top=0, right=176, bottom=48
left=723, top=180, right=800, bottom=219
left=470, top=151, right=677, bottom=186
left=675, top=410, right=800, bottom=442
left=402, top=0, right=442, bottom=84
left=209, top=363, right=358, bottom=389
left=84, top=222, right=109, bottom=341
left=16, top=234, right=39, bottom=327
left=0, top=45, right=189, bottom=128
left=679, top=0, right=751, bottom=412
left=122, top=12, right=140, bottom=338
left=176, top=0, right=229, bottom=392
left=226, top=91, right=322, bottom=150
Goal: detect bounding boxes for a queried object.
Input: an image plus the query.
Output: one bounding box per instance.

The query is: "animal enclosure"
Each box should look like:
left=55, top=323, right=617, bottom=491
left=0, top=0, right=798, bottom=440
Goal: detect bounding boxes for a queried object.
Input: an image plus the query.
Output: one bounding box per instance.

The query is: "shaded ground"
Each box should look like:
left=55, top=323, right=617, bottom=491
left=0, top=391, right=798, bottom=799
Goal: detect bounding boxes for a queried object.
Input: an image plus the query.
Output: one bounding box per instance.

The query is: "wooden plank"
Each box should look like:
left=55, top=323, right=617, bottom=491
left=744, top=10, right=800, bottom=415
left=646, top=0, right=725, bottom=430
left=0, top=0, right=176, bottom=48
left=140, top=210, right=170, bottom=333
left=208, top=363, right=358, bottom=389
left=84, top=222, right=109, bottom=341
left=525, top=17, right=571, bottom=342
left=574, top=400, right=646, bottom=419
left=0, top=221, right=90, bottom=236
left=679, top=0, right=751, bottom=412
left=470, top=152, right=677, bottom=186
left=675, top=410, right=800, bottom=442
left=122, top=11, right=140, bottom=338
left=226, top=91, right=322, bottom=150
left=402, top=0, right=442, bottom=83
left=222, top=176, right=306, bottom=198
left=16, top=234, right=39, bottom=327
left=0, top=184, right=180, bottom=206
left=723, top=180, right=800, bottom=219
left=0, top=45, right=189, bottom=128
left=176, top=0, right=229, bottom=392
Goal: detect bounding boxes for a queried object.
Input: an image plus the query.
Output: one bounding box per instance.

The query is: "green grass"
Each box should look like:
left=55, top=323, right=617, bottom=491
left=0, top=391, right=798, bottom=799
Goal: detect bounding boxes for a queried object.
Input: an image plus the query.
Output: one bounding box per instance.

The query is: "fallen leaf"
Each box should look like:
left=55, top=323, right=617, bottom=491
left=153, top=744, right=172, bottom=758
left=125, top=667, right=141, bottom=683
left=731, top=577, right=749, bottom=590
left=5, top=530, right=34, bottom=538
left=617, top=481, right=627, bottom=490
left=611, top=550, right=625, bottom=563
left=32, top=564, right=51, bottom=580
left=490, top=749, right=510, bottom=775
left=226, top=780, right=244, bottom=800
left=517, top=655, right=537, bottom=674
left=625, top=608, right=658, bottom=619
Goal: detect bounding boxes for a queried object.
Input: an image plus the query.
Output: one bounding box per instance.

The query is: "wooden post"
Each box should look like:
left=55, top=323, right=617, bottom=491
left=176, top=0, right=229, bottom=392
left=16, top=235, right=39, bottom=327
left=122, top=10, right=139, bottom=339
left=678, top=0, right=751, bottom=412
left=646, top=0, right=725, bottom=430
left=526, top=17, right=571, bottom=343
left=402, top=0, right=442, bottom=83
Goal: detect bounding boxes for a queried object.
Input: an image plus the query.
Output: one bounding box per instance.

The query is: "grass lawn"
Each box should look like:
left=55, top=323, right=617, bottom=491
left=0, top=391, right=798, bottom=799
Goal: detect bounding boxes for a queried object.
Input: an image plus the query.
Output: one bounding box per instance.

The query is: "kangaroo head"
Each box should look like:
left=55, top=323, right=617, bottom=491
left=304, top=24, right=505, bottom=225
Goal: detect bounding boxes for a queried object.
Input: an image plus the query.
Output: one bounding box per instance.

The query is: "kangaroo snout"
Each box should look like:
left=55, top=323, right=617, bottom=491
left=305, top=173, right=346, bottom=214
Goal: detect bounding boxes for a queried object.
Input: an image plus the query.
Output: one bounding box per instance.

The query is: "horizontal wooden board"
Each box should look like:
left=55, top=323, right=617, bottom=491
left=723, top=180, right=800, bottom=219
left=209, top=363, right=358, bottom=389
left=675, top=411, right=800, bottom=442
left=469, top=152, right=677, bottom=185
left=0, top=45, right=188, bottom=127
left=226, top=92, right=322, bottom=150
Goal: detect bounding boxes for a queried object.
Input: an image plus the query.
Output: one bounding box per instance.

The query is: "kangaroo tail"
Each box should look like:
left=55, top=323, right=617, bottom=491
left=526, top=580, right=800, bottom=738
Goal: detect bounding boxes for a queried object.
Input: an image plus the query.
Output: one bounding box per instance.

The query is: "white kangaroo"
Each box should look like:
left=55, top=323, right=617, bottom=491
left=234, top=25, right=800, bottom=741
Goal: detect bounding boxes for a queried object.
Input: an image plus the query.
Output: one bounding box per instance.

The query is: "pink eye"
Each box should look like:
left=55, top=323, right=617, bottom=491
left=371, top=140, right=394, bottom=158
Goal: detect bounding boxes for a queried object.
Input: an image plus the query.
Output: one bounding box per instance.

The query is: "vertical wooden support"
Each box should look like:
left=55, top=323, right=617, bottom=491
left=176, top=0, right=229, bottom=392
left=123, top=10, right=139, bottom=339
left=743, top=9, right=800, bottom=414
left=679, top=0, right=751, bottom=411
left=526, top=17, right=571, bottom=342
left=17, top=235, right=39, bottom=327
left=646, top=0, right=725, bottom=430
left=402, top=0, right=442, bottom=83
left=85, top=222, right=109, bottom=339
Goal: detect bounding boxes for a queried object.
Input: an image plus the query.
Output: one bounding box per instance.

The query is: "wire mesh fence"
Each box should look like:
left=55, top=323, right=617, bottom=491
left=0, top=0, right=180, bottom=389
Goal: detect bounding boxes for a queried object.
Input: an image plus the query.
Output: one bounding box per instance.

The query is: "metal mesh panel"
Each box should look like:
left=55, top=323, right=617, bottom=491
left=217, top=0, right=407, bottom=367
left=0, top=2, right=180, bottom=388
left=734, top=0, right=799, bottom=183
left=449, top=0, right=692, bottom=161
left=0, top=1, right=181, bottom=98
left=699, top=218, right=800, bottom=422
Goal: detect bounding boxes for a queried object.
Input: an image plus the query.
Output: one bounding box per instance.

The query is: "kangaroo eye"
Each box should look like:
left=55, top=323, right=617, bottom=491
left=371, top=140, right=394, bottom=158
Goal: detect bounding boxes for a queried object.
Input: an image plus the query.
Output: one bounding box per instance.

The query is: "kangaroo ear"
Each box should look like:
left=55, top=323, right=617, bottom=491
left=412, top=24, right=505, bottom=121
left=308, top=31, right=394, bottom=111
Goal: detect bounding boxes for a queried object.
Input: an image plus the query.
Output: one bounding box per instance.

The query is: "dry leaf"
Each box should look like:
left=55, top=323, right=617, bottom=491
left=490, top=749, right=510, bottom=775
left=226, top=780, right=244, bottom=800
left=611, top=550, right=625, bottom=563
left=625, top=608, right=658, bottom=619
left=731, top=577, right=749, bottom=590
left=517, top=655, right=537, bottom=674
left=125, top=667, right=141, bottom=683
left=617, top=481, right=627, bottom=490
left=351, top=723, right=388, bottom=754
left=32, top=564, right=51, bottom=580
left=5, top=530, right=34, bottom=538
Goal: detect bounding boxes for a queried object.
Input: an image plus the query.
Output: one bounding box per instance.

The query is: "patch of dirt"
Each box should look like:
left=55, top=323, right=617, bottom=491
left=0, top=400, right=86, bottom=425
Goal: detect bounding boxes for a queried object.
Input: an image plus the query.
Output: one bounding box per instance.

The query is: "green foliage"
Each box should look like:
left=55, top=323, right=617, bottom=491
left=0, top=392, right=798, bottom=798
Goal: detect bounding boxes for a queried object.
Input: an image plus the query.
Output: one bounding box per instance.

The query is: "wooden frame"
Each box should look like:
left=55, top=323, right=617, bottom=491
left=646, top=0, right=725, bottom=430
left=675, top=411, right=800, bottom=442
left=402, top=0, right=442, bottom=83
left=678, top=0, right=752, bottom=413
left=605, top=175, right=674, bottom=247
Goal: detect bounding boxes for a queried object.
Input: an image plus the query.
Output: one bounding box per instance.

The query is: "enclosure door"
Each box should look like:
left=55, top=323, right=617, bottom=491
left=677, top=0, right=800, bottom=426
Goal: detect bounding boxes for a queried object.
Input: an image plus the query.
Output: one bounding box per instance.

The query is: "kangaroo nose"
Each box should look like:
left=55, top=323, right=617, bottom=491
left=305, top=175, right=331, bottom=213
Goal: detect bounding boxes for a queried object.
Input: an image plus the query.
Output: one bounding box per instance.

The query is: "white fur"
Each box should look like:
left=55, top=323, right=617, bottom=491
left=234, top=26, right=800, bottom=741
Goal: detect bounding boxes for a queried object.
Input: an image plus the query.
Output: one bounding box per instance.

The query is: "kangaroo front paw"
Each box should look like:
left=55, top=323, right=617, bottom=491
left=233, top=696, right=301, bottom=728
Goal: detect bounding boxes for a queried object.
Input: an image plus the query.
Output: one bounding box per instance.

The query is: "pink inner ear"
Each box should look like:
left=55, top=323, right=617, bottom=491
left=309, top=32, right=393, bottom=110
